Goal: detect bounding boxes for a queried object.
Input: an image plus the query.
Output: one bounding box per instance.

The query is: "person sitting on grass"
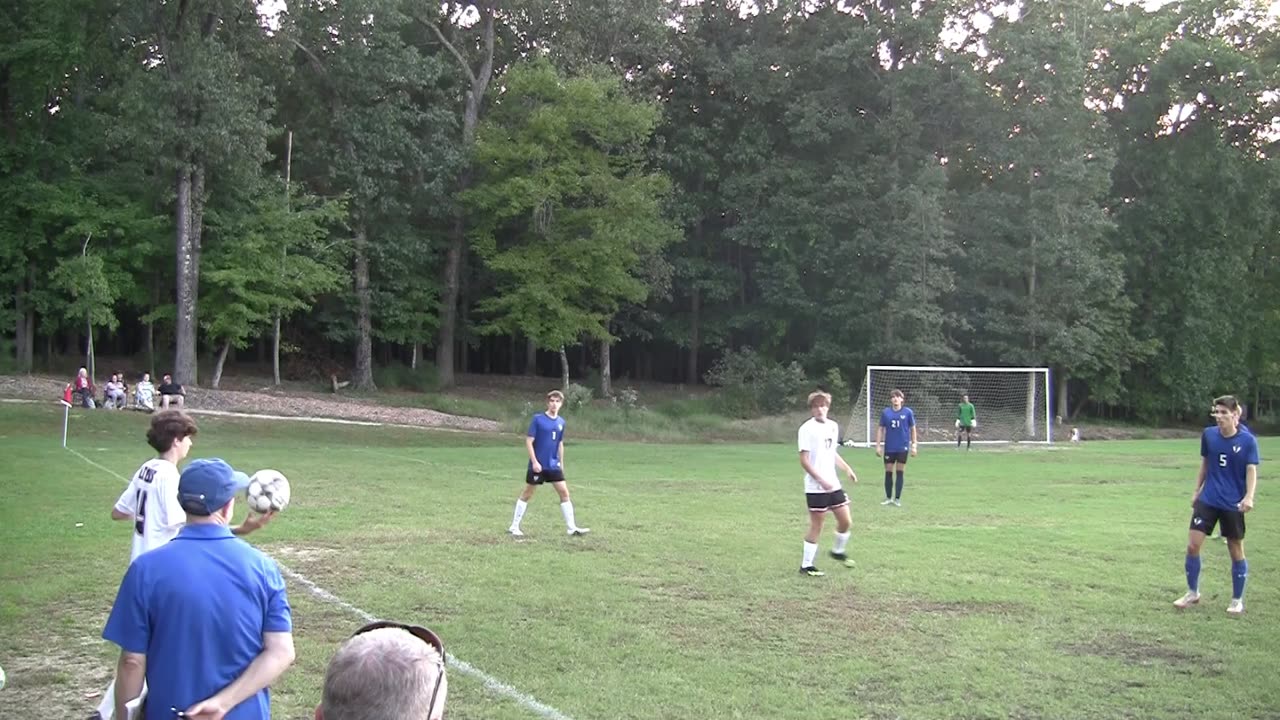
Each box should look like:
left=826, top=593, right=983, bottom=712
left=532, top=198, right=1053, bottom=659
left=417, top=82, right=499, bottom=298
left=104, top=374, right=127, bottom=410
left=158, top=373, right=186, bottom=409
left=73, top=366, right=96, bottom=408
left=134, top=372, right=156, bottom=412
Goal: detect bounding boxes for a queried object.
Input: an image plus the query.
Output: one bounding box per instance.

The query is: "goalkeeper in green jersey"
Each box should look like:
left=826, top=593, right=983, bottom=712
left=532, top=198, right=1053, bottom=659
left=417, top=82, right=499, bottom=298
left=956, top=394, right=977, bottom=450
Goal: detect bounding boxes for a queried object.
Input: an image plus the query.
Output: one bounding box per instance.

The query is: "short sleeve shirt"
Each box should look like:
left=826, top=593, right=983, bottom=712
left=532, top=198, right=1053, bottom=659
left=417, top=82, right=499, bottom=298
left=798, top=417, right=841, bottom=493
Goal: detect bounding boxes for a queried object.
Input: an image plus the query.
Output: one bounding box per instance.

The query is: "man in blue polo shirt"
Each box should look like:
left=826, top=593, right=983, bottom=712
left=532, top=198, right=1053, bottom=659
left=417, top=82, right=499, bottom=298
left=103, top=458, right=295, bottom=719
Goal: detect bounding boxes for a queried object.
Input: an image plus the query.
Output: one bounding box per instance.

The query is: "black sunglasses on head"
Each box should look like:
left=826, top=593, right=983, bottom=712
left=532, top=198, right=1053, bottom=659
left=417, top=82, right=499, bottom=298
left=356, top=620, right=447, bottom=716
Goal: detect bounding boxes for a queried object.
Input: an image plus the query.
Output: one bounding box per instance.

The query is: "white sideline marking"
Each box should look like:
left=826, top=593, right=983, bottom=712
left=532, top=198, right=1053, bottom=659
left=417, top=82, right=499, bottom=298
left=66, top=446, right=576, bottom=720
left=184, top=407, right=493, bottom=435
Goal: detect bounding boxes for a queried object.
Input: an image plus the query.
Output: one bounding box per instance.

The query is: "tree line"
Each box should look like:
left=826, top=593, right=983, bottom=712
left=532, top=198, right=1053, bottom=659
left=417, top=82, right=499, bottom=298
left=2, top=0, right=1277, bottom=421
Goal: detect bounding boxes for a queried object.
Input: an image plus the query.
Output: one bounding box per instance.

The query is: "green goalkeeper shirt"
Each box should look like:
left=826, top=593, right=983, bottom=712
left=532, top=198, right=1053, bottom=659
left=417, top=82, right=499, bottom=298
left=957, top=402, right=976, bottom=425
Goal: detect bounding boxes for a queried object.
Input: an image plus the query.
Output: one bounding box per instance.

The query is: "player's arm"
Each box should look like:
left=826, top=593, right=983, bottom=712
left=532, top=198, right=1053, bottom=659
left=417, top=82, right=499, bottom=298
left=799, top=450, right=834, bottom=491
left=558, top=440, right=565, bottom=470
left=1240, top=464, right=1257, bottom=512
left=525, top=435, right=542, bottom=473
left=910, top=421, right=919, bottom=456
left=111, top=484, right=136, bottom=521
left=1192, top=457, right=1208, bottom=506
left=114, top=651, right=146, bottom=720
left=232, top=511, right=276, bottom=536
left=835, top=452, right=857, bottom=484
left=874, top=425, right=885, bottom=456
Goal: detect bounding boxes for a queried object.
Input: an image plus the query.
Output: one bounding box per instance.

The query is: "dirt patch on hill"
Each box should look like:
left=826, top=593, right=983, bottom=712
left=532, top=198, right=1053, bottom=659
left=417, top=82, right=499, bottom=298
left=0, top=374, right=502, bottom=433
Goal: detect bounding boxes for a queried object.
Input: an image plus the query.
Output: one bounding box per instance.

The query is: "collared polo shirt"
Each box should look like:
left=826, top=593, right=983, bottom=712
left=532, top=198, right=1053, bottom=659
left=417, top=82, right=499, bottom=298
left=103, top=523, right=292, bottom=719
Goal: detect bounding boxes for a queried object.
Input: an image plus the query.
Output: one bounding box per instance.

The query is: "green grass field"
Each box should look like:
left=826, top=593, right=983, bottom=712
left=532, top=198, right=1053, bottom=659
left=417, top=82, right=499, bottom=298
left=1, top=402, right=1275, bottom=719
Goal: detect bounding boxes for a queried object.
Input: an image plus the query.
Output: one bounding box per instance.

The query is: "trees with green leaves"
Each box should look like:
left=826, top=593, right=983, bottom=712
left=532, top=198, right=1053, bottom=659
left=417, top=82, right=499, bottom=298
left=465, top=60, right=678, bottom=390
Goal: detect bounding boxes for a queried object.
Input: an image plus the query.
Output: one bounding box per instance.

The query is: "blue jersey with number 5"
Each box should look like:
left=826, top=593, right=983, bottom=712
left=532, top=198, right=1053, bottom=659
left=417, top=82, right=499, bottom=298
left=879, top=407, right=915, bottom=453
left=1199, top=427, right=1259, bottom=511
left=528, top=413, right=565, bottom=470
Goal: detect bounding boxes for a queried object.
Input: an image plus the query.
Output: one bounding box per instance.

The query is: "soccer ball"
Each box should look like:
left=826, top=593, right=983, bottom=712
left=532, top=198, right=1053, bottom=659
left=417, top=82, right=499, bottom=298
left=246, top=469, right=291, bottom=513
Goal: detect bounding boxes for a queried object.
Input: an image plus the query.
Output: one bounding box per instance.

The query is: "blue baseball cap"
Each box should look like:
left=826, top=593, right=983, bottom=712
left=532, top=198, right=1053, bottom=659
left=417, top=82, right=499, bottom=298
left=178, top=458, right=251, bottom=516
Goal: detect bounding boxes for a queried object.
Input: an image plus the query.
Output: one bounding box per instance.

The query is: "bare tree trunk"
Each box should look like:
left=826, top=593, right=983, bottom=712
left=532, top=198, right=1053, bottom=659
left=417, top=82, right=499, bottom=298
left=272, top=315, right=282, bottom=385
left=174, top=164, right=200, bottom=386
left=85, top=318, right=95, bottom=383
left=353, top=227, right=376, bottom=390
left=1056, top=372, right=1069, bottom=423
left=432, top=4, right=495, bottom=388
left=14, top=266, right=32, bottom=373
left=687, top=286, right=700, bottom=384
left=600, top=338, right=612, bottom=397
left=146, top=270, right=159, bottom=377
left=211, top=340, right=231, bottom=388
left=525, top=337, right=537, bottom=376
left=559, top=345, right=570, bottom=389
left=411, top=342, right=420, bottom=370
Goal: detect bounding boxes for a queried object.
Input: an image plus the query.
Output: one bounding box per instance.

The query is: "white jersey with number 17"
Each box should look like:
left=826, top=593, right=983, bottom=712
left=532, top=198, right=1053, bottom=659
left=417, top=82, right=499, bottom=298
left=113, top=458, right=186, bottom=562
left=798, top=418, right=841, bottom=493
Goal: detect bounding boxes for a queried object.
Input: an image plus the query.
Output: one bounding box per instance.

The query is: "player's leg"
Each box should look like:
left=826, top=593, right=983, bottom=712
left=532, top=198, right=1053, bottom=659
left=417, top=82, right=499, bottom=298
left=964, top=426, right=972, bottom=450
left=828, top=498, right=854, bottom=568
left=801, top=498, right=826, bottom=576
left=552, top=479, right=588, bottom=535
left=1223, top=511, right=1247, bottom=614
left=1175, top=504, right=1213, bottom=608
left=509, top=470, right=539, bottom=536
left=881, top=461, right=894, bottom=504
left=956, top=421, right=962, bottom=448
left=893, top=457, right=906, bottom=505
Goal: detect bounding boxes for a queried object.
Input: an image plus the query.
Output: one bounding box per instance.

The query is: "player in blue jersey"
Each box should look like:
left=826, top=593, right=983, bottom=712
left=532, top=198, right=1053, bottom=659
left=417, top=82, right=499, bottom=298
left=508, top=390, right=589, bottom=537
left=875, top=389, right=917, bottom=506
left=1174, top=395, right=1259, bottom=615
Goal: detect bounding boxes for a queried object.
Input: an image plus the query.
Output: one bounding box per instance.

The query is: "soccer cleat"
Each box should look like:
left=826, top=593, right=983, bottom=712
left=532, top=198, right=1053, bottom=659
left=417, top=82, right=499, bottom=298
left=892, top=499, right=902, bottom=507
left=829, top=551, right=856, bottom=568
left=880, top=498, right=894, bottom=505
left=1173, top=591, right=1201, bottom=609
left=799, top=566, right=825, bottom=577
left=507, top=527, right=525, bottom=537
left=1227, top=598, right=1245, bottom=616
left=568, top=527, right=590, bottom=536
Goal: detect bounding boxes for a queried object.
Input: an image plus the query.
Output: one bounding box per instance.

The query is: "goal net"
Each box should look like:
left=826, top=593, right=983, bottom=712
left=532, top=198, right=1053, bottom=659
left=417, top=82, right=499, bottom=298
left=845, top=365, right=1051, bottom=445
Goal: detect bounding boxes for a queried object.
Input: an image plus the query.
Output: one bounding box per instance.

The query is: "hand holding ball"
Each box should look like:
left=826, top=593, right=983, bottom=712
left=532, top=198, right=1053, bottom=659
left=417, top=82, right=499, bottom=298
left=245, top=469, right=291, bottom=513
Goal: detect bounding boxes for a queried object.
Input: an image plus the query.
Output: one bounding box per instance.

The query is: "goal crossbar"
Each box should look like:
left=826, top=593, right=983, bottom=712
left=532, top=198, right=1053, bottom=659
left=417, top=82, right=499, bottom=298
left=847, top=365, right=1052, bottom=446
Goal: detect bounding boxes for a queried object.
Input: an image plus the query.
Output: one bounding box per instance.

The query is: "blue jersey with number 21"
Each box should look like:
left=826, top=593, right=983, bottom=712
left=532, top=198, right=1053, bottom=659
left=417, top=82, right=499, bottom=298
left=879, top=407, right=916, bottom=453
left=528, top=413, right=565, bottom=470
left=1199, top=427, right=1259, bottom=511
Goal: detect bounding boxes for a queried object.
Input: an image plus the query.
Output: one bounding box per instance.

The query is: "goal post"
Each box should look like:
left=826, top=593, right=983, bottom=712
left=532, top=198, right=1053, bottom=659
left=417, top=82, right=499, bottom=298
left=845, top=365, right=1052, bottom=446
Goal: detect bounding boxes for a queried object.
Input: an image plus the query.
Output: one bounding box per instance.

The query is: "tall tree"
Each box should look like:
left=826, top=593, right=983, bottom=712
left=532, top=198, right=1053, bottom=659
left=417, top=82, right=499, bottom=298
left=105, top=1, right=278, bottom=385
left=465, top=60, right=678, bottom=384
left=422, top=2, right=496, bottom=387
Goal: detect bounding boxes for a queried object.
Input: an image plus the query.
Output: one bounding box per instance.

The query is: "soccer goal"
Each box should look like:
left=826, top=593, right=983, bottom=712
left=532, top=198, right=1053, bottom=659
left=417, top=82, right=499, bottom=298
left=845, top=365, right=1051, bottom=446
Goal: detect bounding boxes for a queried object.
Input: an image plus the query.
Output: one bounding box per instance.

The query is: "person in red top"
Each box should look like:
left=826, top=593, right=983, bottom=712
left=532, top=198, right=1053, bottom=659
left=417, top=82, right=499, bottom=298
left=73, top=367, right=97, bottom=408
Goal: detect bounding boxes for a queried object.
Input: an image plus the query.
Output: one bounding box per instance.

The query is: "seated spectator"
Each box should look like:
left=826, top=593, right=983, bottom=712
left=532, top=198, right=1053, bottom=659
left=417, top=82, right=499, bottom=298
left=103, top=374, right=127, bottom=410
left=158, top=373, right=186, bottom=409
left=316, top=621, right=448, bottom=720
left=73, top=367, right=96, bottom=409
left=134, top=372, right=156, bottom=412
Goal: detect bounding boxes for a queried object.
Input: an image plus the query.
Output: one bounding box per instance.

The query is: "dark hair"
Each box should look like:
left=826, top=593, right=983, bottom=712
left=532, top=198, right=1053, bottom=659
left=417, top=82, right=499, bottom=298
left=147, top=410, right=199, bottom=453
left=1213, top=395, right=1240, bottom=413
left=890, top=389, right=904, bottom=399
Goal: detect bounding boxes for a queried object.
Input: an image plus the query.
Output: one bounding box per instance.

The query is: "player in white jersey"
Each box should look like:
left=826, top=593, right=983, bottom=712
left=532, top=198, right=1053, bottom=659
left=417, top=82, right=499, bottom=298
left=111, top=411, right=274, bottom=561
left=98, top=411, right=275, bottom=719
left=797, top=391, right=858, bottom=577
